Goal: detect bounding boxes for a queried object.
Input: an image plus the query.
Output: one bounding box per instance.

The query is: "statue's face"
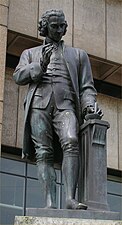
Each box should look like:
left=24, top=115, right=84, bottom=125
left=47, top=15, right=66, bottom=42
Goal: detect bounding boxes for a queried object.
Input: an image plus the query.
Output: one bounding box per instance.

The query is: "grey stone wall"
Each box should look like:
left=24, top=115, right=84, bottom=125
left=0, top=0, right=9, bottom=154
left=8, top=0, right=122, bottom=63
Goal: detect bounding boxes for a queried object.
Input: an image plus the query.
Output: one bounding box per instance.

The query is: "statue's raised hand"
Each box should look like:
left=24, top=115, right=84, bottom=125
left=40, top=43, right=53, bottom=72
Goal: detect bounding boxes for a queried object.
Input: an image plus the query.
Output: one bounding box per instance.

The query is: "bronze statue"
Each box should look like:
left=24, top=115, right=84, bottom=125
left=13, top=9, right=102, bottom=210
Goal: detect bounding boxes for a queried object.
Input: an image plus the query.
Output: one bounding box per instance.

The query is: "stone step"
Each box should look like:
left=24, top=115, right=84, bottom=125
left=26, top=208, right=120, bottom=220
left=14, top=216, right=122, bottom=225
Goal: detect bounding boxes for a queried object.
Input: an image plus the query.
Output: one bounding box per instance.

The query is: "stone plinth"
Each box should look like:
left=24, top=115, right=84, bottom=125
left=79, top=119, right=110, bottom=211
left=26, top=208, right=120, bottom=220
left=14, top=216, right=122, bottom=225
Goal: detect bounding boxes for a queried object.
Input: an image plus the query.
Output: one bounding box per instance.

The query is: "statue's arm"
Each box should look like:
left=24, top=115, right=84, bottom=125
left=13, top=49, right=43, bottom=85
left=79, top=50, right=97, bottom=115
left=79, top=50, right=103, bottom=119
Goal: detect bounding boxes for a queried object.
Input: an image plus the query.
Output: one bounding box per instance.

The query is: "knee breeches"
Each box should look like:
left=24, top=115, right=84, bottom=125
left=30, top=102, right=79, bottom=164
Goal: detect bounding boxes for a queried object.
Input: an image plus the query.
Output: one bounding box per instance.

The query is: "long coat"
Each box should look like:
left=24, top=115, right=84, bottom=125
left=13, top=42, right=97, bottom=161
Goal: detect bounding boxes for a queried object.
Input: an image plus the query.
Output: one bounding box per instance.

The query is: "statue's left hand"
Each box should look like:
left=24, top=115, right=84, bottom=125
left=83, top=102, right=103, bottom=120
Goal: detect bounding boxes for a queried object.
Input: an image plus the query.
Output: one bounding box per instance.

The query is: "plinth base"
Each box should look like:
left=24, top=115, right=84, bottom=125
left=26, top=208, right=120, bottom=220
left=14, top=216, right=122, bottom=225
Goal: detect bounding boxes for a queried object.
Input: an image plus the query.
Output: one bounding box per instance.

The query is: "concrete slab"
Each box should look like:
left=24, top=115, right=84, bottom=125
left=0, top=26, right=7, bottom=101
left=2, top=68, right=18, bottom=147
left=0, top=123, right=2, bottom=155
left=107, top=0, right=122, bottom=64
left=8, top=0, right=38, bottom=37
left=0, top=0, right=9, bottom=6
left=14, top=216, right=122, bottom=225
left=0, top=4, right=8, bottom=26
left=97, top=94, right=118, bottom=169
left=26, top=208, right=120, bottom=220
left=118, top=99, right=122, bottom=170
left=74, top=0, right=105, bottom=58
left=16, top=85, right=28, bottom=148
left=0, top=101, right=3, bottom=124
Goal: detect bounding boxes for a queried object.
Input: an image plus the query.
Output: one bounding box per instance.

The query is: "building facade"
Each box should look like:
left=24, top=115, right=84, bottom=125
left=0, top=0, right=122, bottom=224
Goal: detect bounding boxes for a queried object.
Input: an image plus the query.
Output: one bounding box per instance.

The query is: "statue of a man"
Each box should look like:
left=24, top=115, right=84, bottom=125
left=13, top=9, right=102, bottom=209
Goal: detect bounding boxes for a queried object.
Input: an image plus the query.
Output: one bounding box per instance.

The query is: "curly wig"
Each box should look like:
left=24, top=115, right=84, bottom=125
left=38, top=9, right=68, bottom=37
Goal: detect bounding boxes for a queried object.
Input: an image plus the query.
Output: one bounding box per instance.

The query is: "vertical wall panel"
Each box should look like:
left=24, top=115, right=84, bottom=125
left=16, top=86, right=28, bottom=148
left=0, top=3, right=8, bottom=26
left=118, top=99, right=122, bottom=170
left=0, top=0, right=9, bottom=6
left=0, top=124, right=2, bottom=155
left=0, top=1, right=9, bottom=154
left=2, top=68, right=18, bottom=147
left=97, top=94, right=119, bottom=169
left=0, top=26, right=7, bottom=101
left=0, top=102, right=3, bottom=125
left=107, top=0, right=122, bottom=64
left=74, top=0, right=105, bottom=58
left=8, top=0, right=39, bottom=37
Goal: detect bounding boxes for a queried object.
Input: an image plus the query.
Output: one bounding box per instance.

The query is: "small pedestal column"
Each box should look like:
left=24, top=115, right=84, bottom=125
left=79, top=119, right=110, bottom=211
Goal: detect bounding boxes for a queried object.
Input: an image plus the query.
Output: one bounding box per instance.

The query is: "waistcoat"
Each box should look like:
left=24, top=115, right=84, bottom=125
left=31, top=43, right=75, bottom=109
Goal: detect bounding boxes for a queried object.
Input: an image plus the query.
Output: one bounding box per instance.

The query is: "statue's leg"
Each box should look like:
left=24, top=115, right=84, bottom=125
left=30, top=108, right=57, bottom=208
left=54, top=110, right=87, bottom=210
left=62, top=155, right=87, bottom=209
left=37, top=161, right=56, bottom=208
